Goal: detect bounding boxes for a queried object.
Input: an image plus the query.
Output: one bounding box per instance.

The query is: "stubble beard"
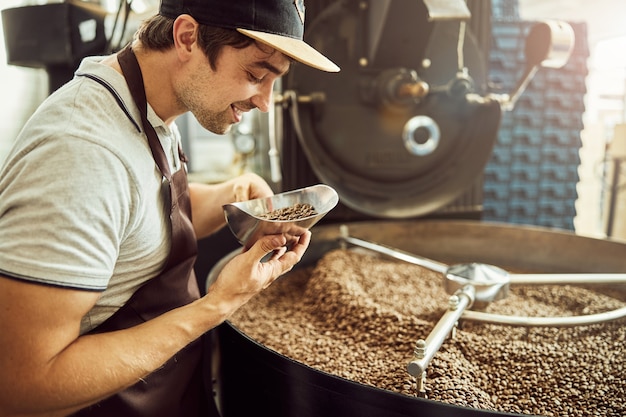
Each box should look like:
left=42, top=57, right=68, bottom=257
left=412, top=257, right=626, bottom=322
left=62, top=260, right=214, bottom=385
left=176, top=75, right=234, bottom=135
left=194, top=107, right=233, bottom=135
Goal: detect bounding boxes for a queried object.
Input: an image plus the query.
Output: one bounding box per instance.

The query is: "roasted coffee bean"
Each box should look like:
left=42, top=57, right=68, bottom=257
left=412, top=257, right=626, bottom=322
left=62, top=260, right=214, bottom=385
left=258, top=203, right=318, bottom=220
left=231, top=249, right=626, bottom=416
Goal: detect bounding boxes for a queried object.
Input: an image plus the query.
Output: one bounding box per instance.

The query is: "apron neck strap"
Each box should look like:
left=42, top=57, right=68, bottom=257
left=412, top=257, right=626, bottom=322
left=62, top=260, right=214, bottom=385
left=117, top=44, right=172, bottom=179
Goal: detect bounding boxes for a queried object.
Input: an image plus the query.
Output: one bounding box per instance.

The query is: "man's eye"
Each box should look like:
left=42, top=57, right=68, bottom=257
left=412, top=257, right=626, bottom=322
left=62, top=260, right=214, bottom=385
left=248, top=72, right=263, bottom=84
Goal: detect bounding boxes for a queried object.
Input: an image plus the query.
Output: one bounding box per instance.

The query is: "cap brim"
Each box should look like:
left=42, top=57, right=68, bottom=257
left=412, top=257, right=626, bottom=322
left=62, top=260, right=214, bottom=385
left=238, top=28, right=340, bottom=73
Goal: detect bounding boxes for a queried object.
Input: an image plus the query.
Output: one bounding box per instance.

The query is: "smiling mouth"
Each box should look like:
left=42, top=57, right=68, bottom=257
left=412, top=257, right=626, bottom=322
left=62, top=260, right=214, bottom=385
left=231, top=104, right=244, bottom=123
left=231, top=103, right=257, bottom=123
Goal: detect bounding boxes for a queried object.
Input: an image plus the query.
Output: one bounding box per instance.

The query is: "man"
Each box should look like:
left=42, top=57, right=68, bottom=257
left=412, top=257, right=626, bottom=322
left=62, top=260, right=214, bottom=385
left=0, top=0, right=339, bottom=416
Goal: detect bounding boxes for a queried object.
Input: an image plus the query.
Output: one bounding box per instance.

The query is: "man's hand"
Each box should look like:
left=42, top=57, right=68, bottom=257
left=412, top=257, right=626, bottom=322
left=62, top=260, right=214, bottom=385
left=204, top=230, right=311, bottom=316
left=231, top=172, right=274, bottom=202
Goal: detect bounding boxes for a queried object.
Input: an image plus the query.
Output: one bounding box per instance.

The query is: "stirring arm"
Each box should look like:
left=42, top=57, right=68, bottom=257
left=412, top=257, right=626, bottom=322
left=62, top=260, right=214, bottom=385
left=509, top=273, right=626, bottom=285
left=407, top=285, right=475, bottom=396
left=339, top=225, right=448, bottom=274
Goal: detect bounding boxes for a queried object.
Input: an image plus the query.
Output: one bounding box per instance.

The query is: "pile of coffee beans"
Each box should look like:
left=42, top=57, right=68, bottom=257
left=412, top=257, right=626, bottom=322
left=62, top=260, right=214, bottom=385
left=258, top=203, right=318, bottom=220
left=231, top=249, right=626, bottom=416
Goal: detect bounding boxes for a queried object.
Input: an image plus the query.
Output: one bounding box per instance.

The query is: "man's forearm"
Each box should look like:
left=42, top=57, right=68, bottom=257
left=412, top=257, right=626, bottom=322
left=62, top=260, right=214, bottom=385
left=189, top=181, right=231, bottom=239
left=189, top=173, right=275, bottom=239
left=0, top=297, right=227, bottom=417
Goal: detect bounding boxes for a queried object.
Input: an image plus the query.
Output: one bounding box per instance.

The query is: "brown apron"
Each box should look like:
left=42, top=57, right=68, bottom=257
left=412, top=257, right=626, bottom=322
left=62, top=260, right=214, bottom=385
left=72, top=45, right=214, bottom=417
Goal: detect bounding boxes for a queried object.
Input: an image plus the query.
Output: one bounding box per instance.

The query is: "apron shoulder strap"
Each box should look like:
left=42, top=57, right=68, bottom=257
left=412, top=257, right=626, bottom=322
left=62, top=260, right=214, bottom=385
left=75, top=72, right=142, bottom=133
left=118, top=45, right=172, bottom=179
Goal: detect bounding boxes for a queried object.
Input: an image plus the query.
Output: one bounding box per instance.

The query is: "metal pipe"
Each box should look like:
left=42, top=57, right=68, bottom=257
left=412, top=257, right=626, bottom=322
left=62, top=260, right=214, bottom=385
left=338, top=226, right=448, bottom=274
left=462, top=306, right=626, bottom=327
left=509, top=273, right=626, bottom=285
left=268, top=89, right=281, bottom=184
left=606, top=157, right=623, bottom=237
left=407, top=285, right=475, bottom=378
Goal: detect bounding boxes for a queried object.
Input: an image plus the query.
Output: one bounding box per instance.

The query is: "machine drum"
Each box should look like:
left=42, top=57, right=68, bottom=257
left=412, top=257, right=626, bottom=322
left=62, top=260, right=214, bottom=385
left=210, top=221, right=626, bottom=417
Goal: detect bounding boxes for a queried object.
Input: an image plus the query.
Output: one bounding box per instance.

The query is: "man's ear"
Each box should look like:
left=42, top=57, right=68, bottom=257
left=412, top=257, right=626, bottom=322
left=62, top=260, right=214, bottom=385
left=172, top=14, right=199, bottom=60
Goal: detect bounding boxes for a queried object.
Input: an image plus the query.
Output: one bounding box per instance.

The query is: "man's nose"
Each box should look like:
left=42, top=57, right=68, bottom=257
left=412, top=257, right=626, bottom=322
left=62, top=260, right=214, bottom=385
left=250, top=82, right=274, bottom=113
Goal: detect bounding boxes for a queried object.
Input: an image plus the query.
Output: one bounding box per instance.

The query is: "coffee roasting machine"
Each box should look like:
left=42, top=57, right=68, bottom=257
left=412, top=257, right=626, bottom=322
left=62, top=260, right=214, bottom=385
left=207, top=1, right=626, bottom=417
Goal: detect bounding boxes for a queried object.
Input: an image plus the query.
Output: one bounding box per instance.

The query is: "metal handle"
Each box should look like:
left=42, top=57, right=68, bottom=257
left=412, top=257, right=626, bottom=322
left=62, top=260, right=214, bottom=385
left=339, top=225, right=448, bottom=274
left=407, top=286, right=475, bottom=379
left=509, top=273, right=626, bottom=285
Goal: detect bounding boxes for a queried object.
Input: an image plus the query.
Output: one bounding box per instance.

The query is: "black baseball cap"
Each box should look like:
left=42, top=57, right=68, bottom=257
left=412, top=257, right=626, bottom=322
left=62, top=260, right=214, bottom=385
left=159, top=0, right=340, bottom=72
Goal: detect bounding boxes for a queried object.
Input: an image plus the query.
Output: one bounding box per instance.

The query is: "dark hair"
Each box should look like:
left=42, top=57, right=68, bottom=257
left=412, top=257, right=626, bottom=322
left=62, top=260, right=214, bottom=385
left=134, top=15, right=254, bottom=71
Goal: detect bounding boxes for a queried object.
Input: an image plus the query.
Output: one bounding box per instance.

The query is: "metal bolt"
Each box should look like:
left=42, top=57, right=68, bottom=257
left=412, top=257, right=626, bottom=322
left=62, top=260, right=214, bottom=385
left=449, top=294, right=460, bottom=310
left=414, top=339, right=426, bottom=359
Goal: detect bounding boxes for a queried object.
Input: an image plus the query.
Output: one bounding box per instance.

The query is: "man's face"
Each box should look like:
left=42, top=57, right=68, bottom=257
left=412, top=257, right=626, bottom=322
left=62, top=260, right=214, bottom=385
left=176, top=41, right=291, bottom=134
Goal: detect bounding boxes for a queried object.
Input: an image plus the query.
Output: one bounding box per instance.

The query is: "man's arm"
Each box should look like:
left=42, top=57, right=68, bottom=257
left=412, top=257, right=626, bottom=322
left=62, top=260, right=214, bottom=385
left=0, top=275, right=213, bottom=416
left=0, top=230, right=310, bottom=417
left=189, top=172, right=274, bottom=239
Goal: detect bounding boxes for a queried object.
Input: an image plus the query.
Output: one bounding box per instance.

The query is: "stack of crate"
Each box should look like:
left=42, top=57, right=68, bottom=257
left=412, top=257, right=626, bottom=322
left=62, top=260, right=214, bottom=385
left=491, top=0, right=519, bottom=21
left=482, top=0, right=589, bottom=230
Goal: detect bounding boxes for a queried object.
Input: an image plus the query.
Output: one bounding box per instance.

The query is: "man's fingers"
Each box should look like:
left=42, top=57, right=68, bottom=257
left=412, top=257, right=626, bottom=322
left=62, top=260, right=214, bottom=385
left=252, top=235, right=288, bottom=259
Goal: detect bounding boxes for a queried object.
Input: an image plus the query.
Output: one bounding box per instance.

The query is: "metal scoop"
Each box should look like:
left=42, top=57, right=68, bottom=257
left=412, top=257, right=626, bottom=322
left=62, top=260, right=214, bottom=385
left=223, top=184, right=339, bottom=249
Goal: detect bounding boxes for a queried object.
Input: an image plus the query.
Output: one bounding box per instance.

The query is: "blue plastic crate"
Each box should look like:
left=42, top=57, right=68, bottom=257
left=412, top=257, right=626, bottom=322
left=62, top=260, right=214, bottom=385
left=542, top=127, right=583, bottom=147
left=508, top=216, right=538, bottom=226
left=511, top=163, right=541, bottom=181
left=498, top=115, right=515, bottom=131
left=511, top=126, right=543, bottom=145
left=489, top=146, right=513, bottom=164
left=510, top=181, right=540, bottom=199
left=544, top=90, right=586, bottom=111
left=491, top=0, right=520, bottom=21
left=496, top=128, right=514, bottom=145
left=482, top=201, right=510, bottom=218
left=547, top=69, right=588, bottom=91
left=562, top=55, right=590, bottom=77
left=544, top=109, right=584, bottom=130
left=512, top=145, right=542, bottom=164
left=539, top=164, right=579, bottom=182
left=537, top=199, right=577, bottom=217
left=492, top=35, right=524, bottom=51
left=491, top=20, right=524, bottom=37
left=483, top=182, right=511, bottom=200
left=536, top=215, right=576, bottom=230
left=539, top=181, right=578, bottom=199
left=542, top=145, right=581, bottom=165
left=515, top=90, right=545, bottom=109
left=513, top=107, right=544, bottom=128
left=484, top=164, right=512, bottom=182
left=509, top=199, right=538, bottom=216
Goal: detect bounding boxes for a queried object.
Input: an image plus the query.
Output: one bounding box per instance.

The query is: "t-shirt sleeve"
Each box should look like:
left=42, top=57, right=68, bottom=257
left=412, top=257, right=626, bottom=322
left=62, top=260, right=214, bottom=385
left=0, top=136, right=136, bottom=290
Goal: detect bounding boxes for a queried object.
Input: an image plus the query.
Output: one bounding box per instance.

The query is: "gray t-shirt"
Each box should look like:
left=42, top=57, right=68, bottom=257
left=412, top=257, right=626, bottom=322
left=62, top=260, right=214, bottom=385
left=0, top=56, right=184, bottom=333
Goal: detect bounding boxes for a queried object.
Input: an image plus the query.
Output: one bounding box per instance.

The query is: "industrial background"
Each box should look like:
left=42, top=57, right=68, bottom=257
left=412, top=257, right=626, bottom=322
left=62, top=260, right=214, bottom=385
left=2, top=0, right=625, bottom=239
